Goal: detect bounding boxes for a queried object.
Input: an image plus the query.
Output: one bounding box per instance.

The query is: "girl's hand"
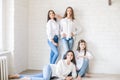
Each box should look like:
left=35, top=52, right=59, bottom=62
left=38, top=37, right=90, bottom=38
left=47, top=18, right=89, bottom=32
left=65, top=76, right=73, bottom=80
left=78, top=55, right=86, bottom=58
left=77, top=54, right=83, bottom=59
left=62, top=33, right=66, bottom=37
left=82, top=56, right=88, bottom=59
left=54, top=43, right=58, bottom=46
left=71, top=32, right=74, bottom=37
left=76, top=66, right=79, bottom=71
left=77, top=75, right=82, bottom=80
left=51, top=39, right=58, bottom=46
left=53, top=42, right=58, bottom=46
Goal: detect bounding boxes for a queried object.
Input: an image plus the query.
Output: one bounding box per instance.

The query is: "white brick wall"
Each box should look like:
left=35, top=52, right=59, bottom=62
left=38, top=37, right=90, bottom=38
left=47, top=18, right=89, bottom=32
left=28, top=0, right=120, bottom=74
left=28, top=0, right=50, bottom=70
left=14, top=0, right=28, bottom=73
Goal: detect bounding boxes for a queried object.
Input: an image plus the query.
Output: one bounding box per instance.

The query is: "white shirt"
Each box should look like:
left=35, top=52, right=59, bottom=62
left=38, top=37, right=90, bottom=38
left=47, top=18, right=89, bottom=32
left=50, top=59, right=77, bottom=79
left=75, top=50, right=93, bottom=70
left=46, top=19, right=59, bottom=41
left=60, top=18, right=79, bottom=39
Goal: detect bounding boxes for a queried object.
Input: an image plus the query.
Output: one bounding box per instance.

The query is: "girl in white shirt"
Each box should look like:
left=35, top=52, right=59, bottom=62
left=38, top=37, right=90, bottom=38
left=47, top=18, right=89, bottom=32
left=60, top=7, right=79, bottom=58
left=75, top=39, right=93, bottom=80
left=46, top=10, right=60, bottom=64
left=9, top=50, right=80, bottom=80
left=50, top=50, right=77, bottom=80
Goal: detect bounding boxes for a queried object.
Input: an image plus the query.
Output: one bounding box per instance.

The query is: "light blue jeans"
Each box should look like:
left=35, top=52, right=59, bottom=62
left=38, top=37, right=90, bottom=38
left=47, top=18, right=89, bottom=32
left=77, top=58, right=89, bottom=77
left=62, top=37, right=74, bottom=58
left=48, top=35, right=59, bottom=64
left=20, top=64, right=52, bottom=80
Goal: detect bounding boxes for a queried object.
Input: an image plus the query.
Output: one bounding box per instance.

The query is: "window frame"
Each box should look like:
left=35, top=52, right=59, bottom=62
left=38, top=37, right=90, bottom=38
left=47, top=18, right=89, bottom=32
left=0, top=0, right=14, bottom=53
left=0, top=0, right=3, bottom=51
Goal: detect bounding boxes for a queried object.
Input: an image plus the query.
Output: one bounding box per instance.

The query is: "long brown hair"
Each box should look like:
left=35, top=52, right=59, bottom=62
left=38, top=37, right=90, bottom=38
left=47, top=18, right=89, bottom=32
left=47, top=10, right=56, bottom=22
left=63, top=50, right=76, bottom=65
left=63, top=6, right=75, bottom=20
left=77, top=39, right=87, bottom=56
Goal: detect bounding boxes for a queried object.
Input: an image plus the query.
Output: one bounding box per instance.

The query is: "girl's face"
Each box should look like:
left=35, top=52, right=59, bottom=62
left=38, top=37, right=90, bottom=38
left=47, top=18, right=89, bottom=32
left=49, top=11, right=55, bottom=19
left=80, top=42, right=86, bottom=50
left=67, top=8, right=72, bottom=16
left=66, top=52, right=73, bottom=61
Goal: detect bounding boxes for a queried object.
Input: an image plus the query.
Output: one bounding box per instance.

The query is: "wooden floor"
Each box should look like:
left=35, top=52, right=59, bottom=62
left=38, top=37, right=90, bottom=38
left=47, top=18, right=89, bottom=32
left=82, top=74, right=120, bottom=80
left=10, top=70, right=120, bottom=80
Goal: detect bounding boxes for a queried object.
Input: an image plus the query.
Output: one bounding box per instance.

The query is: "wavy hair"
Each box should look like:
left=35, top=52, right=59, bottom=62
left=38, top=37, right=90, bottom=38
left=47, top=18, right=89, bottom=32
left=47, top=10, right=56, bottom=22
left=77, top=39, right=87, bottom=56
left=63, top=50, right=76, bottom=65
left=63, top=6, right=75, bottom=20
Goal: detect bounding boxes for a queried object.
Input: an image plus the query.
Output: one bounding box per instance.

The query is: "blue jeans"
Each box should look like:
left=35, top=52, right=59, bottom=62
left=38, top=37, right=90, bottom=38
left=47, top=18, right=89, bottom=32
left=20, top=65, right=52, bottom=80
left=62, top=37, right=74, bottom=58
left=77, top=58, right=89, bottom=77
left=48, top=35, right=59, bottom=64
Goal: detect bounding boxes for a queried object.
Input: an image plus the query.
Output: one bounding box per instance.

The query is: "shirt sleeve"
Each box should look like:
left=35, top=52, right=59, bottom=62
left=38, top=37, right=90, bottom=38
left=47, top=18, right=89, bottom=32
left=75, top=51, right=78, bottom=55
left=59, top=19, right=64, bottom=38
left=72, top=64, right=77, bottom=79
left=73, top=20, right=81, bottom=36
left=56, top=60, right=66, bottom=79
left=86, top=51, right=93, bottom=59
left=46, top=21, right=53, bottom=41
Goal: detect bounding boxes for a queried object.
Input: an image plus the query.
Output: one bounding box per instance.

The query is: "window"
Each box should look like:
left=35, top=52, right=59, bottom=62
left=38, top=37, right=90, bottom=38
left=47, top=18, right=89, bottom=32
left=0, top=0, right=14, bottom=53
left=0, top=0, right=2, bottom=51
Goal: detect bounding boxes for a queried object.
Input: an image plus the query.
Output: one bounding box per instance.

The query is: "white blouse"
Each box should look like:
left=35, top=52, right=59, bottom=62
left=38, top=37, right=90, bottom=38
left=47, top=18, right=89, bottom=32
left=75, top=50, right=93, bottom=70
left=60, top=18, right=79, bottom=39
left=50, top=59, right=77, bottom=79
left=46, top=19, right=59, bottom=41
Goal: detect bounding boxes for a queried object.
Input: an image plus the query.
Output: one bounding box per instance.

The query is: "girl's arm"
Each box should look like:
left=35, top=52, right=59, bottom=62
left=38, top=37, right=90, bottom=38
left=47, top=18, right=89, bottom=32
left=72, top=64, right=77, bottom=79
left=59, top=19, right=66, bottom=38
left=59, top=20, right=63, bottom=37
left=55, top=14, right=63, bottom=20
left=86, top=52, right=93, bottom=59
left=56, top=60, right=66, bottom=79
left=79, top=55, right=88, bottom=58
left=72, top=20, right=81, bottom=36
left=78, top=52, right=93, bottom=59
left=47, top=22, right=58, bottom=46
left=47, top=21, right=52, bottom=41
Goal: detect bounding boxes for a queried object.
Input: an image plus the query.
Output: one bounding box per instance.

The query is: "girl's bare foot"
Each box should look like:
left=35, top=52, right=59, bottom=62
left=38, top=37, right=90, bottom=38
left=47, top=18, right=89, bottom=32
left=77, top=75, right=82, bottom=80
left=85, top=73, right=91, bottom=78
left=8, top=74, right=20, bottom=79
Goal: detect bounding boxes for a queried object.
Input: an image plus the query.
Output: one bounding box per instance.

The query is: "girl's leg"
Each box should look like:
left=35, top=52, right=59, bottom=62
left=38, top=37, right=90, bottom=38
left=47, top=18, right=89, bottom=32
left=51, top=49, right=59, bottom=64
left=50, top=50, right=54, bottom=63
left=19, top=73, right=43, bottom=79
left=48, top=40, right=59, bottom=64
left=20, top=76, right=44, bottom=80
left=28, top=73, right=43, bottom=77
left=62, top=38, right=69, bottom=58
left=30, top=77, right=44, bottom=80
left=78, top=58, right=89, bottom=77
left=51, top=35, right=59, bottom=64
left=68, top=38, right=74, bottom=50
left=43, top=64, right=52, bottom=80
left=21, top=65, right=52, bottom=80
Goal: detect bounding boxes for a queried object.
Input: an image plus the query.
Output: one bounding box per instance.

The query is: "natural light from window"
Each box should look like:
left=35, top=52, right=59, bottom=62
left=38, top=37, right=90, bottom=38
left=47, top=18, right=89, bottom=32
left=0, top=0, right=2, bottom=51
